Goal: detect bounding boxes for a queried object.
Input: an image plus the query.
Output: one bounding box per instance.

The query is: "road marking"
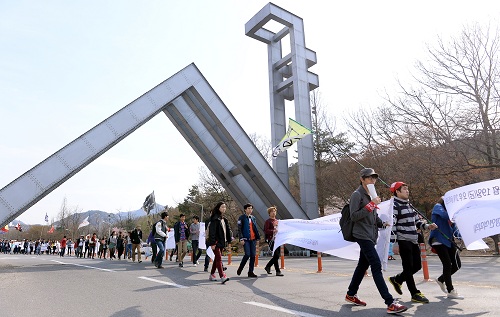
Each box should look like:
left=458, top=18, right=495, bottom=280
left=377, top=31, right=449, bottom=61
left=244, top=301, right=323, bottom=317
left=51, top=260, right=116, bottom=272
left=138, top=276, right=188, bottom=289
left=427, top=264, right=486, bottom=270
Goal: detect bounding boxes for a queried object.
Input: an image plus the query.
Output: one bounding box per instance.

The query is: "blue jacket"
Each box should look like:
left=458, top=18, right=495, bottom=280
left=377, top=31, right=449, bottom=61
left=429, top=203, right=458, bottom=248
left=237, top=214, right=260, bottom=241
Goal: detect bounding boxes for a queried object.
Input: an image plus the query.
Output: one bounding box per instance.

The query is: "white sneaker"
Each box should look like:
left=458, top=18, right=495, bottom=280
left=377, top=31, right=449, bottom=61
left=196, top=260, right=200, bottom=265
left=221, top=275, right=230, bottom=284
left=193, top=263, right=197, bottom=267
left=209, top=274, right=217, bottom=281
left=436, top=280, right=447, bottom=294
left=447, top=289, right=464, bottom=299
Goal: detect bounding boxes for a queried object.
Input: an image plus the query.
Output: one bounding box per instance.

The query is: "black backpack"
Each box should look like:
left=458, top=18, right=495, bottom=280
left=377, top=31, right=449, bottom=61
left=339, top=203, right=355, bottom=242
left=151, top=220, right=161, bottom=236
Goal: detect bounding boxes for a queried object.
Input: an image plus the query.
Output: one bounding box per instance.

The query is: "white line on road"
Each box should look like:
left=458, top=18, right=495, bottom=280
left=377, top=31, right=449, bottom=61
left=427, top=264, right=487, bottom=270
left=244, top=301, right=323, bottom=317
left=51, top=260, right=116, bottom=272
left=138, top=276, right=188, bottom=289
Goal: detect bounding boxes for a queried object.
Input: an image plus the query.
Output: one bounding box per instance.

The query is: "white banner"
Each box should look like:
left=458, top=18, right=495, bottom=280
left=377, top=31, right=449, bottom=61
left=78, top=216, right=89, bottom=229
left=199, top=222, right=206, bottom=249
left=273, top=200, right=393, bottom=266
left=166, top=230, right=175, bottom=249
left=444, top=179, right=500, bottom=248
left=375, top=199, right=394, bottom=270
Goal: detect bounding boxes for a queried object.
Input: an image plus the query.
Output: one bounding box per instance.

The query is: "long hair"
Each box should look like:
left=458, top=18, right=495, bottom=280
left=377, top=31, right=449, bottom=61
left=438, top=197, right=447, bottom=211
left=210, top=201, right=226, bottom=218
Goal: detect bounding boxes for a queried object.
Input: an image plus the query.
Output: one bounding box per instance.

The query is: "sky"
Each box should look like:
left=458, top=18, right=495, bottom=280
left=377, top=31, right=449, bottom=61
left=1, top=0, right=499, bottom=224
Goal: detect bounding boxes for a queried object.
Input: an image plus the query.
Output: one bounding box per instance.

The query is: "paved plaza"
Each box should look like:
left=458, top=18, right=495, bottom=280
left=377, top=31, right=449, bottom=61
left=0, top=253, right=498, bottom=316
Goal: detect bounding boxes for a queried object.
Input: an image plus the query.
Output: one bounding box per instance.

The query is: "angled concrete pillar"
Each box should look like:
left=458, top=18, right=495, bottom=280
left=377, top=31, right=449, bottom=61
left=245, top=3, right=319, bottom=219
left=0, top=64, right=309, bottom=228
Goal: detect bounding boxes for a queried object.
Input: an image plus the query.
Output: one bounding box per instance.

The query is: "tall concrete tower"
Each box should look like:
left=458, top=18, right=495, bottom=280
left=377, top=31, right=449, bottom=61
left=245, top=3, right=319, bottom=219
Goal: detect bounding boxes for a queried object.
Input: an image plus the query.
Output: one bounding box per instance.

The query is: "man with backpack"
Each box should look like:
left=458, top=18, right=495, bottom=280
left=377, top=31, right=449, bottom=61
left=344, top=168, right=407, bottom=314
left=153, top=212, right=169, bottom=269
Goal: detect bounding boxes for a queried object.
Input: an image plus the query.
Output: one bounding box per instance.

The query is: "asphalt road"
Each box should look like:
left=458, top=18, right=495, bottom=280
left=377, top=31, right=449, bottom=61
left=0, top=252, right=498, bottom=317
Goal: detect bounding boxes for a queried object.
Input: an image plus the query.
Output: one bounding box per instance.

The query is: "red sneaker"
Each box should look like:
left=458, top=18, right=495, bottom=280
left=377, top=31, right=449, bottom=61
left=387, top=301, right=408, bottom=314
left=345, top=294, right=367, bottom=306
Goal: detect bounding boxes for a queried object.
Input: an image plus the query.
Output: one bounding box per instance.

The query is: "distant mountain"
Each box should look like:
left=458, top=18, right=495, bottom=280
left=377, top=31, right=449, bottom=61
left=17, top=203, right=165, bottom=227
left=68, top=203, right=165, bottom=228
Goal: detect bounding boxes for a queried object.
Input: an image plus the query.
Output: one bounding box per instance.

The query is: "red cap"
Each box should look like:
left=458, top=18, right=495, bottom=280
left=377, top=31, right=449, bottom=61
left=390, top=181, right=407, bottom=193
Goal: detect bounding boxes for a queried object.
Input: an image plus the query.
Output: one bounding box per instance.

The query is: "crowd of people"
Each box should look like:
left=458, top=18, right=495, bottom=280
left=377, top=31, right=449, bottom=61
left=1, top=238, right=72, bottom=255
left=0, top=225, right=145, bottom=261
left=2, top=169, right=466, bottom=315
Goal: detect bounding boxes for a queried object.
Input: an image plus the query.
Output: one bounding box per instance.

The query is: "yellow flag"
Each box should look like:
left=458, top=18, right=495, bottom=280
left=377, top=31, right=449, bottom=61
left=272, top=118, right=313, bottom=158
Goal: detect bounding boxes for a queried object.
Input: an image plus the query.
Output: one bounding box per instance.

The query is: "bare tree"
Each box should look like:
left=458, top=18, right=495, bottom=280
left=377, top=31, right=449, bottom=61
left=57, top=197, right=71, bottom=231
left=248, top=132, right=273, bottom=164
left=287, top=90, right=353, bottom=216
left=345, top=23, right=500, bottom=205
left=415, top=23, right=500, bottom=170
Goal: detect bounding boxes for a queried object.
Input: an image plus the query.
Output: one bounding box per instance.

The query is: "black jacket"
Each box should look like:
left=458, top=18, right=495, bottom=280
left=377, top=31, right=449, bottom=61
left=174, top=221, right=190, bottom=243
left=350, top=185, right=384, bottom=244
left=208, top=215, right=232, bottom=248
left=130, top=229, right=142, bottom=244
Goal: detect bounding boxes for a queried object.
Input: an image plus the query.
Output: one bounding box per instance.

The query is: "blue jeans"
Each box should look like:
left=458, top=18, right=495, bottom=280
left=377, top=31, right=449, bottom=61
left=155, top=239, right=165, bottom=267
left=239, top=239, right=257, bottom=273
left=126, top=244, right=132, bottom=258
left=347, top=238, right=394, bottom=306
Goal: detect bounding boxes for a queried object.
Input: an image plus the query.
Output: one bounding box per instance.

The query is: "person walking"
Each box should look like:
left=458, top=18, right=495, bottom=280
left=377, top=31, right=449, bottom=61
left=84, top=236, right=90, bottom=258
left=429, top=198, right=463, bottom=299
left=76, top=235, right=85, bottom=258
left=130, top=225, right=143, bottom=263
left=153, top=211, right=169, bottom=269
left=147, top=228, right=157, bottom=263
left=108, top=231, right=117, bottom=260
left=67, top=239, right=73, bottom=256
left=236, top=203, right=260, bottom=278
left=60, top=236, right=67, bottom=257
left=344, top=168, right=407, bottom=314
left=89, top=233, right=97, bottom=259
left=207, top=201, right=231, bottom=284
left=387, top=181, right=438, bottom=304
left=264, top=206, right=283, bottom=276
left=174, top=214, right=190, bottom=268
left=101, top=236, right=108, bottom=259
left=125, top=231, right=132, bottom=260
left=117, top=232, right=125, bottom=260
left=190, top=216, right=202, bottom=266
